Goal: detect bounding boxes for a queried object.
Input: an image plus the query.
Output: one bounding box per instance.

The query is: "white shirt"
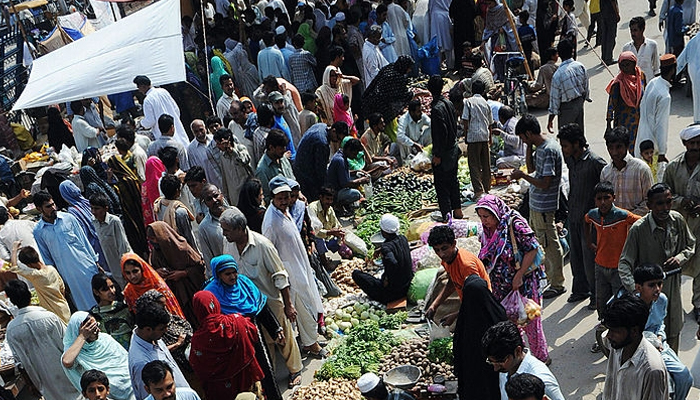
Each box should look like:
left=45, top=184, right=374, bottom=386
left=216, top=92, right=239, bottom=120
left=144, top=389, right=200, bottom=400
left=499, top=351, right=565, bottom=400
left=396, top=111, right=431, bottom=160
left=622, top=38, right=660, bottom=81
left=141, top=87, right=190, bottom=147
left=635, top=76, right=672, bottom=157
left=72, top=114, right=100, bottom=152
left=362, top=40, right=389, bottom=88
left=130, top=142, right=148, bottom=182
left=603, top=338, right=669, bottom=400
left=228, top=120, right=256, bottom=169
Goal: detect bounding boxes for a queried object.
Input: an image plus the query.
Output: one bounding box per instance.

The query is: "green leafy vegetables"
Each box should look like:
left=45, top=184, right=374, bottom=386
left=427, top=337, right=454, bottom=365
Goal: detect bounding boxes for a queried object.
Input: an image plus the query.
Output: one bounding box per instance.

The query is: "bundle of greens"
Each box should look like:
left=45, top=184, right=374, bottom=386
left=427, top=337, right=454, bottom=365
left=315, top=321, right=401, bottom=381
left=378, top=311, right=408, bottom=330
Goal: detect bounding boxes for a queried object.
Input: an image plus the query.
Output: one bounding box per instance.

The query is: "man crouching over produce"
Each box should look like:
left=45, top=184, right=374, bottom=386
left=352, top=214, right=413, bottom=304
left=358, top=372, right=416, bottom=400
left=425, top=225, right=491, bottom=326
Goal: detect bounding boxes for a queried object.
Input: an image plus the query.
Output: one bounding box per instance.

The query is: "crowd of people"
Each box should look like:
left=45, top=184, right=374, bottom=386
left=5, top=0, right=700, bottom=398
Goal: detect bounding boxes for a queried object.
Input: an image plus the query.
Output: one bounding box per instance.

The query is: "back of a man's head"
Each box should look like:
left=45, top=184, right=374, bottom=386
left=505, top=373, right=545, bottom=400
left=5, top=279, right=31, bottom=308
left=482, top=321, right=524, bottom=360
left=158, top=114, right=175, bottom=135
left=602, top=293, right=649, bottom=332
left=135, top=301, right=171, bottom=330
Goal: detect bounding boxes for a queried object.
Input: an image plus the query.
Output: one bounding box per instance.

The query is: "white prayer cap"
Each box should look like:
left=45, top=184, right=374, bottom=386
left=379, top=214, right=400, bottom=234
left=275, top=25, right=286, bottom=35
left=357, top=372, right=381, bottom=394
left=335, top=11, right=345, bottom=21
left=680, top=124, right=700, bottom=141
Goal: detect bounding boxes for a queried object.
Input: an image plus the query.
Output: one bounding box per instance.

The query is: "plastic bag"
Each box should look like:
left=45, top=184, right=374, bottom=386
left=428, top=319, right=451, bottom=342
left=407, top=268, right=439, bottom=304
left=523, top=298, right=541, bottom=320
left=409, top=151, right=432, bottom=172
left=501, top=291, right=528, bottom=327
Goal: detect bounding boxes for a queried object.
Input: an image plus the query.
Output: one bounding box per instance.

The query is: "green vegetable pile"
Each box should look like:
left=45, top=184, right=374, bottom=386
left=457, top=158, right=472, bottom=186
left=359, top=169, right=433, bottom=218
left=315, top=321, right=401, bottom=381
left=427, top=337, right=454, bottom=365
left=378, top=311, right=408, bottom=330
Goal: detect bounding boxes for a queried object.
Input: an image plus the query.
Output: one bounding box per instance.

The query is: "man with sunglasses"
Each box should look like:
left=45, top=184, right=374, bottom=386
left=482, top=321, right=565, bottom=400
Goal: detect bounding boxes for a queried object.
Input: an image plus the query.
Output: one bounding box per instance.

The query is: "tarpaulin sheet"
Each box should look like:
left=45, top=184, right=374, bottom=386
left=12, top=0, right=184, bottom=110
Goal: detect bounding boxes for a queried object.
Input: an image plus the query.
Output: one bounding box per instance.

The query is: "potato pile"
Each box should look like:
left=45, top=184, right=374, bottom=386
left=498, top=192, right=523, bottom=210
left=330, top=259, right=364, bottom=295
left=290, top=379, right=363, bottom=400
left=378, top=338, right=455, bottom=391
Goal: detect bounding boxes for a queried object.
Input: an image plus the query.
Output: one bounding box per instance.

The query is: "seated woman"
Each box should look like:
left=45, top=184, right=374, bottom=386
left=147, top=222, right=206, bottom=326
left=90, top=273, right=134, bottom=350
left=61, top=312, right=135, bottom=400
left=205, top=255, right=285, bottom=398
left=135, top=290, right=192, bottom=374
left=190, top=291, right=265, bottom=399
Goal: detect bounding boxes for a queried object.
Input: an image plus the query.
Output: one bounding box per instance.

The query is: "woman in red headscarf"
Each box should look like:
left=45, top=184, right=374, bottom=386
left=606, top=51, right=647, bottom=152
left=190, top=291, right=264, bottom=399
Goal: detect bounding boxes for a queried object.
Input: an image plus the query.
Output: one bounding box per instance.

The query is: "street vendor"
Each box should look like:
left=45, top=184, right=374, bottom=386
left=352, top=214, right=413, bottom=304
left=357, top=372, right=416, bottom=400
left=425, top=225, right=491, bottom=326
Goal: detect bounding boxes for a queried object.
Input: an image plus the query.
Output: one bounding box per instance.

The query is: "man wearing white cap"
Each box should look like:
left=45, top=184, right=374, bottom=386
left=357, top=372, right=415, bottom=400
left=663, top=122, right=700, bottom=325
left=352, top=214, right=413, bottom=304
left=262, top=176, right=328, bottom=358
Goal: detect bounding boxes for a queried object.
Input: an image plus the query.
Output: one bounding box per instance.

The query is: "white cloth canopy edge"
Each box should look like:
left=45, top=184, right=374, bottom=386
left=12, top=0, right=185, bottom=110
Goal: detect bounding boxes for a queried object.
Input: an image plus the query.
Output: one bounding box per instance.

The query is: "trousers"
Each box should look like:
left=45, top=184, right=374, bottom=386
left=467, top=141, right=491, bottom=195
left=530, top=211, right=565, bottom=290
left=569, top=220, right=596, bottom=297
left=433, top=158, right=461, bottom=218
left=599, top=17, right=618, bottom=63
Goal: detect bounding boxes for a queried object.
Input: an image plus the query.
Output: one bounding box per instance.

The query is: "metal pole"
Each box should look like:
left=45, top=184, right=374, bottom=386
left=501, top=0, right=534, bottom=80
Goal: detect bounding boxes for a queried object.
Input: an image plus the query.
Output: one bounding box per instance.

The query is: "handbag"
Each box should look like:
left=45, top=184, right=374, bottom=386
left=508, top=216, right=544, bottom=276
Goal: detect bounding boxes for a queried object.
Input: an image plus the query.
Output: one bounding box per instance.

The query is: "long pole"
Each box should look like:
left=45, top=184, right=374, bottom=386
left=8, top=0, right=31, bottom=55
left=501, top=0, right=534, bottom=80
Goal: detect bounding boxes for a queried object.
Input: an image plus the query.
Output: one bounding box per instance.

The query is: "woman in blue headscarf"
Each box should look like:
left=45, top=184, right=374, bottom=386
left=204, top=255, right=285, bottom=398
left=59, top=180, right=108, bottom=269
left=61, top=311, right=135, bottom=400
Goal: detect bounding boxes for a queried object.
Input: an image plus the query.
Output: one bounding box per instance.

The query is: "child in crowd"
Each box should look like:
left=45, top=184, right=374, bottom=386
left=584, top=181, right=641, bottom=352
left=299, top=91, right=319, bottom=136
left=517, top=11, right=537, bottom=66
left=333, top=93, right=357, bottom=137
left=90, top=273, right=134, bottom=350
left=80, top=370, right=110, bottom=400
left=89, top=193, right=132, bottom=289
left=633, top=264, right=693, bottom=400
left=7, top=241, right=71, bottom=323
left=639, top=140, right=666, bottom=183
left=460, top=41, right=483, bottom=78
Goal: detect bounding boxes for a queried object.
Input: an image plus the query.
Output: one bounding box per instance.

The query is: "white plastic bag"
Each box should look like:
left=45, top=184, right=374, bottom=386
left=409, top=151, right=432, bottom=172
left=428, top=319, right=451, bottom=342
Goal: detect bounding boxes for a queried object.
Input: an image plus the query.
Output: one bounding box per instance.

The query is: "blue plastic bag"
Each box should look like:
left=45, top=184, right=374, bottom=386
left=417, top=36, right=440, bottom=76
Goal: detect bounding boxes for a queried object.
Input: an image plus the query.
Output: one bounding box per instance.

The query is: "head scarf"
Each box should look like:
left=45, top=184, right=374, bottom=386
left=144, top=156, right=166, bottom=207
left=80, top=165, right=122, bottom=216
left=475, top=195, right=535, bottom=272
left=453, top=275, right=507, bottom=400
left=59, top=180, right=107, bottom=266
left=210, top=56, right=228, bottom=101
left=120, top=252, right=185, bottom=318
left=298, top=22, right=317, bottom=54
left=107, top=155, right=148, bottom=257
left=240, top=96, right=257, bottom=113
left=362, top=56, right=415, bottom=122
left=190, top=291, right=264, bottom=399
left=333, top=93, right=356, bottom=137
left=82, top=147, right=110, bottom=182
left=204, top=255, right=267, bottom=316
left=46, top=107, right=75, bottom=151
left=316, top=66, right=341, bottom=123
left=62, top=311, right=134, bottom=400
left=148, top=221, right=204, bottom=272
left=606, top=51, right=644, bottom=108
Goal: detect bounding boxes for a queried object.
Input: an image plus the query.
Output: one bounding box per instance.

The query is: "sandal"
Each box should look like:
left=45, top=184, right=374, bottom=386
left=304, top=346, right=329, bottom=359
left=288, top=371, right=302, bottom=389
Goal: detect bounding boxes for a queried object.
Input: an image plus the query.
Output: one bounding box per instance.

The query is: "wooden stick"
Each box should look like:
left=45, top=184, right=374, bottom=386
left=501, top=0, right=534, bottom=80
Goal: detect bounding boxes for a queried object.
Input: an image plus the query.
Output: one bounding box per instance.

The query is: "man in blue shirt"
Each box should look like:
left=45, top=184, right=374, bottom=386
left=326, top=138, right=369, bottom=214
left=667, top=0, right=685, bottom=56
left=294, top=122, right=347, bottom=201
left=257, top=31, right=290, bottom=81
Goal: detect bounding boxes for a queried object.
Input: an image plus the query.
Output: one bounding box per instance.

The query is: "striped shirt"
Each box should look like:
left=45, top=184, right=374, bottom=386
left=530, top=138, right=563, bottom=213
left=548, top=58, right=590, bottom=115
left=600, top=153, right=653, bottom=216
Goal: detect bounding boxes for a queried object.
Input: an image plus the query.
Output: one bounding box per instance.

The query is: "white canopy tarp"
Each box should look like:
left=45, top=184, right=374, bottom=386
left=12, top=0, right=184, bottom=110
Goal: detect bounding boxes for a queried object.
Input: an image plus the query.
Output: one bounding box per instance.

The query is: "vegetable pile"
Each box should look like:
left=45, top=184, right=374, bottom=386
left=316, top=321, right=401, bottom=381
left=329, top=259, right=365, bottom=296
left=427, top=337, right=454, bottom=365
left=325, top=302, right=408, bottom=334
left=355, top=213, right=409, bottom=248
left=360, top=169, right=434, bottom=218
left=378, top=337, right=455, bottom=391
left=289, top=379, right=363, bottom=400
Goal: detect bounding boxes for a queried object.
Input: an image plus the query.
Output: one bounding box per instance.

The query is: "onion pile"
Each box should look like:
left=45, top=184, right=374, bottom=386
left=290, top=379, right=363, bottom=400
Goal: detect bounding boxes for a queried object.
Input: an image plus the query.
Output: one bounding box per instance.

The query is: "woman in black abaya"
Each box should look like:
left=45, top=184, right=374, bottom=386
left=454, top=275, right=507, bottom=400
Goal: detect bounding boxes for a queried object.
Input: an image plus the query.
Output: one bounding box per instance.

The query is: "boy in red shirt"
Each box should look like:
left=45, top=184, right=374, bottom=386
left=585, top=181, right=640, bottom=351
left=425, top=225, right=491, bottom=326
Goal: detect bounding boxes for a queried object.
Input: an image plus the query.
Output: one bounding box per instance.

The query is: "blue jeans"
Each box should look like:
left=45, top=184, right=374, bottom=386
left=336, top=188, right=361, bottom=206
left=662, top=345, right=693, bottom=400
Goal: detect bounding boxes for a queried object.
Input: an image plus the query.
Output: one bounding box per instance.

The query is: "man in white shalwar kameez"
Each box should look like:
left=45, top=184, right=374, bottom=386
left=387, top=1, right=412, bottom=57
left=262, top=177, right=327, bottom=357
left=635, top=54, right=676, bottom=159
left=428, top=0, right=454, bottom=67
left=678, top=34, right=700, bottom=123
left=363, top=26, right=390, bottom=88
left=134, top=75, right=190, bottom=147
left=5, top=280, right=82, bottom=400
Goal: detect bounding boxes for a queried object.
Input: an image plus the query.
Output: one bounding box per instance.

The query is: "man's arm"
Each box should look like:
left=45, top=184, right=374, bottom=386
left=618, top=224, right=640, bottom=292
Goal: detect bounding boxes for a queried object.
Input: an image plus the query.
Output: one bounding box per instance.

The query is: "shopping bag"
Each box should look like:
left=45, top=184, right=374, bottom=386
left=428, top=319, right=451, bottom=342
left=501, top=290, right=528, bottom=327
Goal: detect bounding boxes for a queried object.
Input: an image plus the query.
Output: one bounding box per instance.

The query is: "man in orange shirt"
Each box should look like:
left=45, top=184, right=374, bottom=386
left=425, top=225, right=491, bottom=326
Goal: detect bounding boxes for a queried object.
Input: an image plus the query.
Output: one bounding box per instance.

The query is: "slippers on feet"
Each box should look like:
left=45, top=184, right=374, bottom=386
left=304, top=347, right=329, bottom=359
left=288, top=371, right=302, bottom=389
